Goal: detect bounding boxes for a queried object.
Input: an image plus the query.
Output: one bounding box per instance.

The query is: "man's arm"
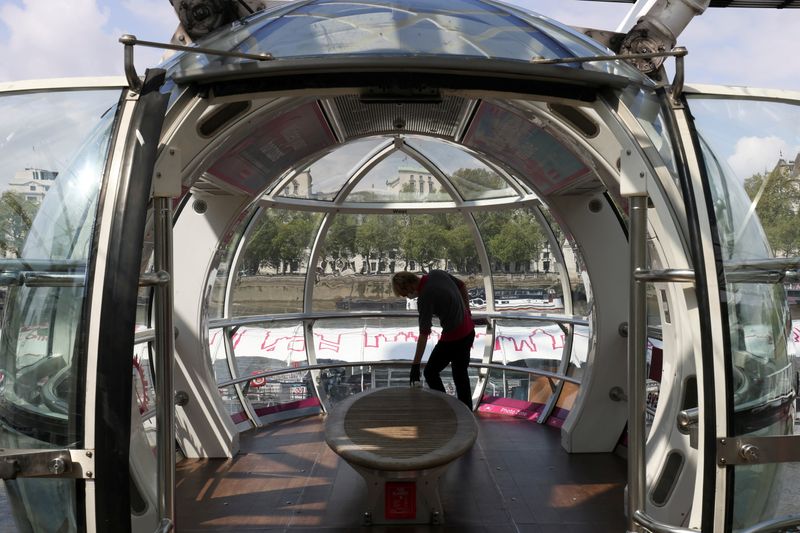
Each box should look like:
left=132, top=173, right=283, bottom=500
left=412, top=331, right=430, bottom=365
left=409, top=330, right=429, bottom=385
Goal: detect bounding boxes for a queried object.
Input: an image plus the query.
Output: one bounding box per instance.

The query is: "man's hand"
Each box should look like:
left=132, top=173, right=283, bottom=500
left=409, top=363, right=421, bottom=385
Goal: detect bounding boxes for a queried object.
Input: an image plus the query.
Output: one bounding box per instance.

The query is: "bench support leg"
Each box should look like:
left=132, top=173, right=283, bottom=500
left=350, top=464, right=446, bottom=525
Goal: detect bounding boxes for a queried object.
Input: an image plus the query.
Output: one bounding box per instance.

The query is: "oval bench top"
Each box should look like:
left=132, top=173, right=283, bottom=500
left=324, top=387, right=478, bottom=472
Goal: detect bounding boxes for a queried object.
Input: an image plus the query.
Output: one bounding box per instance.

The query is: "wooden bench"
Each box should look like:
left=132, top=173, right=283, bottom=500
left=324, top=387, right=478, bottom=525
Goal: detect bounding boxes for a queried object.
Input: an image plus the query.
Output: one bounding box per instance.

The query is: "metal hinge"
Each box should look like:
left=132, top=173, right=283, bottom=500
left=0, top=448, right=95, bottom=480
left=717, top=435, right=800, bottom=466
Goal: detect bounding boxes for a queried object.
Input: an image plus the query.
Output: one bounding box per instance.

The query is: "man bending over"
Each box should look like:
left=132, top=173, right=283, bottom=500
left=391, top=270, right=475, bottom=409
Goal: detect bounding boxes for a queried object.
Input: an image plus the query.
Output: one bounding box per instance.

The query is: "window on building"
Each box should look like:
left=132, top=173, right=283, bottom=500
left=30, top=185, right=36, bottom=191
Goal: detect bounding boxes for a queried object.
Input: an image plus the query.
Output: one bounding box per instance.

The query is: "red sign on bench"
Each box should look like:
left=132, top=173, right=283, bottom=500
left=385, top=481, right=416, bottom=519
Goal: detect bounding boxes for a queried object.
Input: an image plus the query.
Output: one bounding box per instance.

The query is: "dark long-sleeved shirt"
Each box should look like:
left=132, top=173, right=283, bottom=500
left=416, top=270, right=474, bottom=341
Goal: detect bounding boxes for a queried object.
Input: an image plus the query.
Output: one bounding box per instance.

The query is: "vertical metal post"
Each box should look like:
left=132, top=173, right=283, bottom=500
left=154, top=196, right=175, bottom=526
left=628, top=195, right=648, bottom=533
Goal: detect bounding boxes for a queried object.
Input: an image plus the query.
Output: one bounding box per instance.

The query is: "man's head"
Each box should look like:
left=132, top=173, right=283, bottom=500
left=391, top=271, right=420, bottom=298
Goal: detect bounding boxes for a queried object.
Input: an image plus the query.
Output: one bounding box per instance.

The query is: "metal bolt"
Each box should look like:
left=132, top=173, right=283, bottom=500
left=719, top=458, right=726, bottom=465
left=175, top=390, right=190, bottom=407
left=48, top=458, right=66, bottom=476
left=739, top=444, right=760, bottom=463
left=86, top=451, right=93, bottom=458
left=86, top=471, right=94, bottom=478
left=720, top=438, right=727, bottom=445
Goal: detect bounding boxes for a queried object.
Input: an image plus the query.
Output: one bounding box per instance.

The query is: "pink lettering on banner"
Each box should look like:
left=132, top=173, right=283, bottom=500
left=316, top=333, right=343, bottom=352
left=364, top=330, right=429, bottom=348
left=495, top=335, right=537, bottom=352
left=208, top=330, right=220, bottom=346
left=260, top=332, right=306, bottom=352
left=232, top=328, right=247, bottom=349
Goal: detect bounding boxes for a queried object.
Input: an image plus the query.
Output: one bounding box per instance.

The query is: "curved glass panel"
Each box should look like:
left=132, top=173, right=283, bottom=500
left=621, top=87, right=678, bottom=180
left=0, top=88, right=121, bottom=532
left=166, top=0, right=624, bottom=74
left=231, top=208, right=324, bottom=315
left=688, top=95, right=798, bottom=529
left=473, top=208, right=565, bottom=312
left=277, top=138, right=389, bottom=201
left=347, top=152, right=450, bottom=203
left=209, top=205, right=258, bottom=320
left=313, top=212, right=482, bottom=312
left=405, top=137, right=517, bottom=200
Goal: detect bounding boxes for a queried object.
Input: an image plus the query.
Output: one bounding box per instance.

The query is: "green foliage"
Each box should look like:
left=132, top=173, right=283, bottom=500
left=744, top=168, right=800, bottom=257
left=402, top=215, right=449, bottom=271
left=237, top=165, right=553, bottom=275
left=0, top=192, right=38, bottom=257
left=474, top=209, right=544, bottom=269
left=322, top=214, right=357, bottom=261
left=242, top=209, right=321, bottom=272
left=451, top=167, right=506, bottom=197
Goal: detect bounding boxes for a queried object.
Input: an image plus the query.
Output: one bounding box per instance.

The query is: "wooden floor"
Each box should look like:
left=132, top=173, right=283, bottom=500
left=175, top=412, right=627, bottom=532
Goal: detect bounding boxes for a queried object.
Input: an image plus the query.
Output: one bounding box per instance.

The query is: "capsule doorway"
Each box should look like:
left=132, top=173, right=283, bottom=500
left=0, top=10, right=798, bottom=533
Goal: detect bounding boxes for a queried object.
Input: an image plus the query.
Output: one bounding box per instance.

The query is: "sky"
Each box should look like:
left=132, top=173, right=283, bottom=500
left=0, top=0, right=797, bottom=90
left=0, top=0, right=798, bottom=187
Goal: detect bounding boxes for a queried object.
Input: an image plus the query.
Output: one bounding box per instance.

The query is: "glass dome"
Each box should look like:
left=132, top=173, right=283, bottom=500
left=165, top=0, right=648, bottom=82
left=265, top=135, right=528, bottom=207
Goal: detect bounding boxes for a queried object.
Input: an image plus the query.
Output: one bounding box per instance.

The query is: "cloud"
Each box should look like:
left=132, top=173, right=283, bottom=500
left=0, top=91, right=118, bottom=186
left=676, top=10, right=800, bottom=90
left=0, top=0, right=118, bottom=81
left=0, top=0, right=178, bottom=82
left=727, top=136, right=791, bottom=179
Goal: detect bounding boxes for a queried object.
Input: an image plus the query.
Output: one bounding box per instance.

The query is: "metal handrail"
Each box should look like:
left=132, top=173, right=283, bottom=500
left=634, top=269, right=695, bottom=283
left=633, top=510, right=698, bottom=533
left=135, top=310, right=588, bottom=346
left=215, top=360, right=581, bottom=389
left=138, top=359, right=581, bottom=421
left=207, top=310, right=589, bottom=329
left=154, top=518, right=173, bottom=533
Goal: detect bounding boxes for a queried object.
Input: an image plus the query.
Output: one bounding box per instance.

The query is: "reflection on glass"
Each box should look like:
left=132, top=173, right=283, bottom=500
left=405, top=137, right=517, bottom=200
left=689, top=96, right=798, bottom=530
left=277, top=137, right=388, bottom=200
left=231, top=208, right=323, bottom=315
left=0, top=88, right=120, bottom=533
left=474, top=208, right=565, bottom=311
left=166, top=0, right=652, bottom=81
left=209, top=205, right=258, bottom=320
left=347, top=152, right=450, bottom=203
left=215, top=320, right=313, bottom=418
left=313, top=213, right=482, bottom=311
left=621, top=86, right=678, bottom=179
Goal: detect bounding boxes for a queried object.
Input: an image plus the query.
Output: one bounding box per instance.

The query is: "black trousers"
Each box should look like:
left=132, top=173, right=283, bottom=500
left=423, top=330, right=475, bottom=410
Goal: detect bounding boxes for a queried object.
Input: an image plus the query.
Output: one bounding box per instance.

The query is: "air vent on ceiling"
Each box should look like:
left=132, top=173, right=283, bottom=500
left=330, top=94, right=469, bottom=139
left=548, top=103, right=599, bottom=138
left=197, top=101, right=251, bottom=138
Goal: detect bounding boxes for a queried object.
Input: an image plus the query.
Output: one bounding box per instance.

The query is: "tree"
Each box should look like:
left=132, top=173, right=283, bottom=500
left=451, top=167, right=506, bottom=197
left=0, top=192, right=38, bottom=257
left=744, top=168, right=800, bottom=257
left=354, top=215, right=402, bottom=273
left=321, top=214, right=358, bottom=272
left=484, top=210, right=544, bottom=271
left=241, top=210, right=320, bottom=273
left=402, top=215, right=448, bottom=271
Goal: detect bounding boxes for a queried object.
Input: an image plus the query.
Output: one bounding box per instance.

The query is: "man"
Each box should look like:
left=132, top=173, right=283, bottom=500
left=391, top=270, right=475, bottom=409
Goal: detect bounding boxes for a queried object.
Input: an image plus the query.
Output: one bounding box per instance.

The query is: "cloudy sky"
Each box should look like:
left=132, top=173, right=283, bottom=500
left=0, top=0, right=797, bottom=90
left=0, top=0, right=797, bottom=186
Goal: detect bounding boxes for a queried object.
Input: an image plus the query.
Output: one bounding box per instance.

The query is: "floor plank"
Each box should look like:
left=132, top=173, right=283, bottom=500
left=176, top=412, right=627, bottom=531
